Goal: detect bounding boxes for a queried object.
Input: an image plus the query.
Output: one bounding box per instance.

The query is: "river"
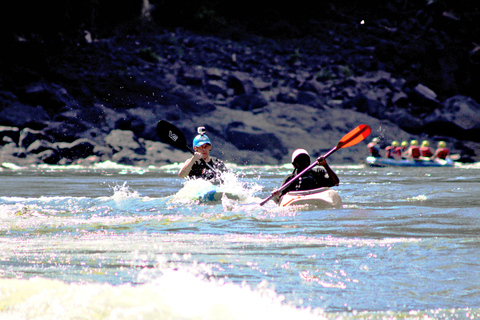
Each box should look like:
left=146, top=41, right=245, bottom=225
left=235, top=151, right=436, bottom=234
left=1, top=160, right=480, bottom=319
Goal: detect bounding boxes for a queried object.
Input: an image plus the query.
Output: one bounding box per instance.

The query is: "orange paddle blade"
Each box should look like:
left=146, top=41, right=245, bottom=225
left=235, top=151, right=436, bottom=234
left=337, top=124, right=371, bottom=149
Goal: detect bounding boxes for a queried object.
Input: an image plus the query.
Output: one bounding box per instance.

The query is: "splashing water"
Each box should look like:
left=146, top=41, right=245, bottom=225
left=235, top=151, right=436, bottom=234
left=111, top=182, right=141, bottom=201
left=168, top=170, right=262, bottom=206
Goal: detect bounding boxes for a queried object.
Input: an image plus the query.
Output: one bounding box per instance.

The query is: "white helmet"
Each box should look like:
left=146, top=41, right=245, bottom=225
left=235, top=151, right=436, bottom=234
left=291, top=149, right=309, bottom=163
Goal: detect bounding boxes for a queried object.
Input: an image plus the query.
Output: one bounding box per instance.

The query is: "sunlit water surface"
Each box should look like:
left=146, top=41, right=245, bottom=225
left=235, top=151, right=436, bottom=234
left=1, top=160, right=480, bottom=319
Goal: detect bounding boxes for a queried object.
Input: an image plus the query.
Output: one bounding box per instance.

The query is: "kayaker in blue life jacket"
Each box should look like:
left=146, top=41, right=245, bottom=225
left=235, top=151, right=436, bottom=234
left=272, top=149, right=339, bottom=203
left=178, top=127, right=227, bottom=181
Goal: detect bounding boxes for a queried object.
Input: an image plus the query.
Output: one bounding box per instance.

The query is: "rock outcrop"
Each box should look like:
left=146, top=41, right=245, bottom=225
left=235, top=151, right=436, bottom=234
left=1, top=28, right=479, bottom=166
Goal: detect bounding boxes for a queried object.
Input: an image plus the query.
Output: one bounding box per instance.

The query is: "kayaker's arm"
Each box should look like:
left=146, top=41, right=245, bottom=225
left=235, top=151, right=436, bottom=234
left=318, top=157, right=340, bottom=186
left=178, top=152, right=202, bottom=178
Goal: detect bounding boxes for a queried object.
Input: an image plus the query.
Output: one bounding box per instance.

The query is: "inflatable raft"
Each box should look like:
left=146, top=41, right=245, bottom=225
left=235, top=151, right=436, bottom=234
left=366, top=156, right=454, bottom=167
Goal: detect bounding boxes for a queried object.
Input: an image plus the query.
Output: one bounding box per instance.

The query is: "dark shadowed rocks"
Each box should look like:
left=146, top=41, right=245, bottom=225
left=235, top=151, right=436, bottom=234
left=1, top=28, right=480, bottom=166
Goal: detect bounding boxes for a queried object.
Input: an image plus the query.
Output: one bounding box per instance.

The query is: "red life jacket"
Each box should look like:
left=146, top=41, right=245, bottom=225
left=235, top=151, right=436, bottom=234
left=435, top=148, right=450, bottom=159
left=386, top=146, right=401, bottom=159
left=409, top=146, right=420, bottom=159
left=385, top=146, right=395, bottom=159
left=420, top=146, right=433, bottom=157
left=393, top=147, right=402, bottom=158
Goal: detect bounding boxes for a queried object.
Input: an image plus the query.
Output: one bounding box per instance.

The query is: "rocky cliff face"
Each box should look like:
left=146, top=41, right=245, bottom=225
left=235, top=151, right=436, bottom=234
left=1, top=24, right=479, bottom=166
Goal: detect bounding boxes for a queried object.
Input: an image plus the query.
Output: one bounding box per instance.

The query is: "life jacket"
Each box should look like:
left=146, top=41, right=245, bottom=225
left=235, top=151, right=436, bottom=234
left=280, top=167, right=332, bottom=196
left=367, top=142, right=381, bottom=157
left=385, top=146, right=395, bottom=159
left=420, top=146, right=433, bottom=157
left=435, top=148, right=450, bottom=160
left=188, top=157, right=227, bottom=180
left=409, top=146, right=420, bottom=159
left=394, top=147, right=402, bottom=158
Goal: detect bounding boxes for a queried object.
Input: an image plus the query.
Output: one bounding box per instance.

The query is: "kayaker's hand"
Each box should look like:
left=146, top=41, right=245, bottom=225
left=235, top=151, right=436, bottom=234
left=317, top=157, right=326, bottom=166
left=192, top=152, right=202, bottom=161
left=272, top=190, right=281, bottom=204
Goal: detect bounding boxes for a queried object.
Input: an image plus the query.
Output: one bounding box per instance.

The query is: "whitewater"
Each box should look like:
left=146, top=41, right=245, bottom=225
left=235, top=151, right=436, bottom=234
left=1, top=160, right=480, bottom=319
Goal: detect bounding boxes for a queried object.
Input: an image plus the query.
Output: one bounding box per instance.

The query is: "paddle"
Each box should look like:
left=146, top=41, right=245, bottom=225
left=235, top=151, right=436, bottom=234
left=156, top=120, right=215, bottom=171
left=260, top=124, right=371, bottom=206
left=449, top=154, right=461, bottom=161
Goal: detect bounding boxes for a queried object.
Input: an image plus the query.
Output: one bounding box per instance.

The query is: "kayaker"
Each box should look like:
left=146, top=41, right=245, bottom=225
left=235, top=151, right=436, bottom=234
left=367, top=137, right=381, bottom=158
left=400, top=141, right=409, bottom=158
left=178, top=127, right=227, bottom=180
left=385, top=141, right=401, bottom=159
left=272, top=149, right=340, bottom=202
left=420, top=140, right=434, bottom=157
left=432, top=141, right=450, bottom=160
left=407, top=140, right=421, bottom=160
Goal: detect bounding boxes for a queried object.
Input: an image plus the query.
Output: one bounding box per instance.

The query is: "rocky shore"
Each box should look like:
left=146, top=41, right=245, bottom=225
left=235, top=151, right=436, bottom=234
left=1, top=26, right=479, bottom=166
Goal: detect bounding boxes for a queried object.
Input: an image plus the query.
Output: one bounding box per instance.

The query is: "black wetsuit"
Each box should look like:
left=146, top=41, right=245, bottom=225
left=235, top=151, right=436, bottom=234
left=280, top=167, right=336, bottom=196
left=188, top=157, right=227, bottom=181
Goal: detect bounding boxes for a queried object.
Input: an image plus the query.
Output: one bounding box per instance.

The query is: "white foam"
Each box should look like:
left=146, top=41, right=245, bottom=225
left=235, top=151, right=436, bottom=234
left=0, top=265, right=326, bottom=320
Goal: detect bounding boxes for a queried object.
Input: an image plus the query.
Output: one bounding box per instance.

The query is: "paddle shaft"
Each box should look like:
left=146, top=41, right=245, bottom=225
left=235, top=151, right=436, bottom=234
left=259, top=146, right=338, bottom=206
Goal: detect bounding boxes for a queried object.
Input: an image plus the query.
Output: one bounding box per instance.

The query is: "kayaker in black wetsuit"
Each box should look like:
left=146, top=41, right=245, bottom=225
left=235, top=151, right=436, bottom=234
left=178, top=127, right=227, bottom=181
left=272, top=149, right=339, bottom=203
left=367, top=137, right=382, bottom=158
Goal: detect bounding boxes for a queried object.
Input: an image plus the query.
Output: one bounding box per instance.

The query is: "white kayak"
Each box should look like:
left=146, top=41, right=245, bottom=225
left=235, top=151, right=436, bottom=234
left=279, top=187, right=342, bottom=208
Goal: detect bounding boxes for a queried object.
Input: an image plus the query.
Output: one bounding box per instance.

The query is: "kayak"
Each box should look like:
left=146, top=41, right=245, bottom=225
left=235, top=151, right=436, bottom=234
left=366, top=156, right=454, bottom=167
left=170, top=179, right=247, bottom=204
left=279, top=187, right=342, bottom=208
left=197, top=185, right=242, bottom=202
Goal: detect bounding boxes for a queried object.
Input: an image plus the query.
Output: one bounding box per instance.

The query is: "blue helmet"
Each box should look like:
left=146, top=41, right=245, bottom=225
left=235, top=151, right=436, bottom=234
left=193, top=134, right=211, bottom=148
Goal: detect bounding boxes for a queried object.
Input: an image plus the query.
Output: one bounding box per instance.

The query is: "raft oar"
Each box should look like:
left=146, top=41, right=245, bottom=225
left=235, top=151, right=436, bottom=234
left=156, top=120, right=215, bottom=171
left=259, top=124, right=371, bottom=206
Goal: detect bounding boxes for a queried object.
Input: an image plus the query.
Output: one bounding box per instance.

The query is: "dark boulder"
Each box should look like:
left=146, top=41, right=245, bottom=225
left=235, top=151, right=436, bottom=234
left=225, top=121, right=287, bottom=160
left=178, top=65, right=205, bottom=85
left=18, top=128, right=53, bottom=149
left=20, top=82, right=71, bottom=114
left=0, top=94, right=50, bottom=128
left=0, top=126, right=20, bottom=145
left=26, top=140, right=55, bottom=154
left=36, top=149, right=61, bottom=164
left=423, top=95, right=480, bottom=141
left=54, top=138, right=97, bottom=159
left=342, top=94, right=385, bottom=119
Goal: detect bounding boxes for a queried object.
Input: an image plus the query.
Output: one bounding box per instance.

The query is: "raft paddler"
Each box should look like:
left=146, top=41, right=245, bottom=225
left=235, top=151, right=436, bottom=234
left=432, top=141, right=450, bottom=160
left=385, top=141, right=402, bottom=160
left=420, top=140, right=434, bottom=157
left=178, top=126, right=227, bottom=180
left=407, top=140, right=421, bottom=160
left=272, top=149, right=339, bottom=203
